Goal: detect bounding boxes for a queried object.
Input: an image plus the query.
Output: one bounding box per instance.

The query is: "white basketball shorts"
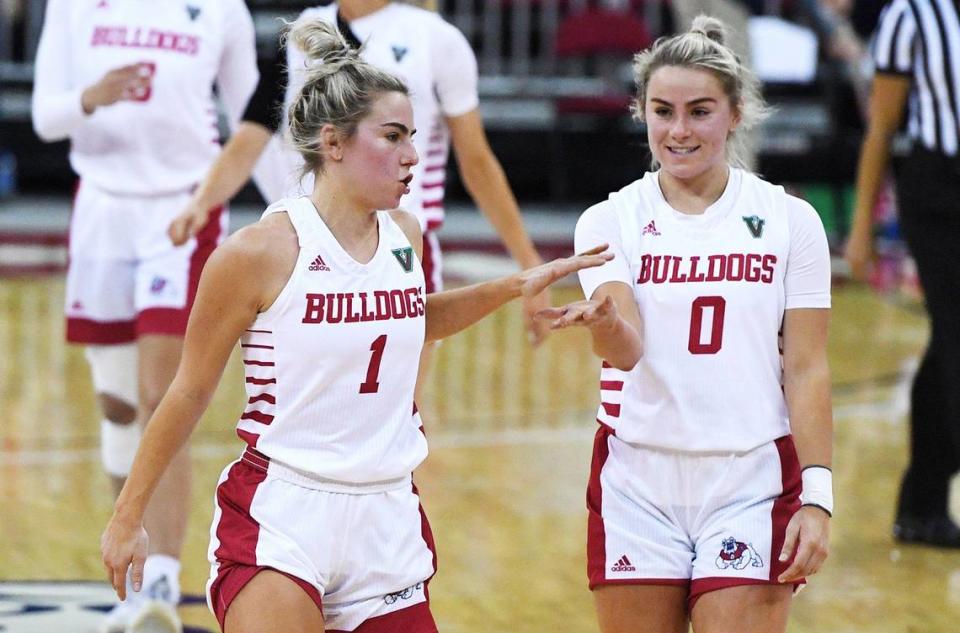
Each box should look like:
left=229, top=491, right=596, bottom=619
left=65, top=180, right=226, bottom=344
left=586, top=423, right=803, bottom=608
left=207, top=447, right=438, bottom=633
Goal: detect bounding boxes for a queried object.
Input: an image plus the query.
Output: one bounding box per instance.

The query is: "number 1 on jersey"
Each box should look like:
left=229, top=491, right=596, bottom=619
left=688, top=296, right=726, bottom=354
left=359, top=334, right=388, bottom=394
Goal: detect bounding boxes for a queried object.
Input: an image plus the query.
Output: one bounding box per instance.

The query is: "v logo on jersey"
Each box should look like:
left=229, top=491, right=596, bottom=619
left=391, top=45, right=409, bottom=62
left=742, top=215, right=765, bottom=238
left=186, top=4, right=201, bottom=20
left=392, top=247, right=414, bottom=272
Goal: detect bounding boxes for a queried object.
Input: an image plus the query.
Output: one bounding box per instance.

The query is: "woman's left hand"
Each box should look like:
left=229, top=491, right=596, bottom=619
left=101, top=513, right=149, bottom=600
left=516, top=244, right=612, bottom=299
left=777, top=505, right=831, bottom=583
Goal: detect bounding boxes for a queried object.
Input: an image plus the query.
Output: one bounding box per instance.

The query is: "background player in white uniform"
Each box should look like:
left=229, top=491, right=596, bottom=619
left=99, top=20, right=612, bottom=633
left=31, top=0, right=258, bottom=630
left=168, top=0, right=551, bottom=401
left=539, top=17, right=833, bottom=633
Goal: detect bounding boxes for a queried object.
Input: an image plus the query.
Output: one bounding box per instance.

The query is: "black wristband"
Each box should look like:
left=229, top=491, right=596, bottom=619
left=801, top=502, right=833, bottom=517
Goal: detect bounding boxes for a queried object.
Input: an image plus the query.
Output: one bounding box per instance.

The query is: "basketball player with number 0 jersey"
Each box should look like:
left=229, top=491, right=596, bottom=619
left=540, top=17, right=833, bottom=633
left=32, top=1, right=258, bottom=630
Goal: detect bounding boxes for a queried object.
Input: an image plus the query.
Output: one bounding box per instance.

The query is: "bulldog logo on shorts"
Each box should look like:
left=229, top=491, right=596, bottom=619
left=715, top=536, right=763, bottom=570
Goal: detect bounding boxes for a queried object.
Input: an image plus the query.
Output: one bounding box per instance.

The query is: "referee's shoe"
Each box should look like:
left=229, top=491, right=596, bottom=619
left=894, top=515, right=960, bottom=548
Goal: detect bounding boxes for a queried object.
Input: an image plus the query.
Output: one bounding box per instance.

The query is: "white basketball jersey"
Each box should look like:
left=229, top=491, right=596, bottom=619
left=237, top=198, right=428, bottom=484
left=259, top=3, right=478, bottom=230
left=32, top=0, right=257, bottom=195
left=575, top=169, right=831, bottom=452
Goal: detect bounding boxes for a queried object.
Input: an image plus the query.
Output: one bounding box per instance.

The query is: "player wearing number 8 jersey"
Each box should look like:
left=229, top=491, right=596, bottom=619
left=542, top=16, right=833, bottom=633
left=32, top=1, right=258, bottom=630
left=100, top=18, right=613, bottom=633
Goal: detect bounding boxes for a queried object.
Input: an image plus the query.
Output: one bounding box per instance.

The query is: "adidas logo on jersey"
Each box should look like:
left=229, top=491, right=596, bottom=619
left=641, top=220, right=661, bottom=236
left=610, top=555, right=636, bottom=572
left=308, top=255, right=330, bottom=272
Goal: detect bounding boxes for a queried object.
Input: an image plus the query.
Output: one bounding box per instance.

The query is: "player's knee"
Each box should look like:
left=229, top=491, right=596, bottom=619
left=100, top=418, right=141, bottom=478
left=137, top=379, right=169, bottom=416
left=86, top=344, right=140, bottom=477
left=86, top=344, right=138, bottom=410
left=97, top=392, right=137, bottom=424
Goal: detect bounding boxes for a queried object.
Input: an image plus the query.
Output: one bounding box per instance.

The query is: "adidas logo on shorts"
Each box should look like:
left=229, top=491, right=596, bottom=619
left=308, top=254, right=330, bottom=272
left=610, top=555, right=636, bottom=572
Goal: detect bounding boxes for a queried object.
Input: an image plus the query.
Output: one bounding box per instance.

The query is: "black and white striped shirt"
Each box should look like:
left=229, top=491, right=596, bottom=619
left=872, top=0, right=960, bottom=156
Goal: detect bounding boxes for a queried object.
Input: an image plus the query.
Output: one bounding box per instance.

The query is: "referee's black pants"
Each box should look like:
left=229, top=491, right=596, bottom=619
left=894, top=148, right=960, bottom=519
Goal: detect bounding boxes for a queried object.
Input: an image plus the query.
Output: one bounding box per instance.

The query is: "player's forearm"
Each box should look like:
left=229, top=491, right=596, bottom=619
left=112, top=380, right=213, bottom=523
left=850, top=124, right=896, bottom=239
left=590, top=316, right=643, bottom=371
left=459, top=153, right=543, bottom=269
left=194, top=122, right=272, bottom=210
left=784, top=357, right=833, bottom=468
left=424, top=275, right=521, bottom=341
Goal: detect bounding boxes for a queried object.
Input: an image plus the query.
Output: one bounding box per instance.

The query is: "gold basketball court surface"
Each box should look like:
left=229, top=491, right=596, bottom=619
left=2, top=274, right=958, bottom=632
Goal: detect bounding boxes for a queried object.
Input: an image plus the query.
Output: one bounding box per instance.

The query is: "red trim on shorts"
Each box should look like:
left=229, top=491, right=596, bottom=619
left=587, top=422, right=615, bottom=589
left=136, top=205, right=223, bottom=337
left=65, top=317, right=137, bottom=344
left=421, top=230, right=439, bottom=294
left=327, top=601, right=438, bottom=633
left=771, top=435, right=803, bottom=581
left=208, top=460, right=324, bottom=629
left=412, top=482, right=438, bottom=589
left=687, top=435, right=804, bottom=609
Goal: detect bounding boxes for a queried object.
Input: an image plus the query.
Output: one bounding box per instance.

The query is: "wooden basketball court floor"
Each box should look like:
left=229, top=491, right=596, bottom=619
left=2, top=272, right=958, bottom=632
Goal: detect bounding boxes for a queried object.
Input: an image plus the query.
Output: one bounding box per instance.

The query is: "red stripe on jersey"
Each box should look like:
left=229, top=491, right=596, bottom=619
left=600, top=381, right=624, bottom=391
left=245, top=377, right=276, bottom=385
left=426, top=148, right=445, bottom=157
left=601, top=402, right=621, bottom=417
left=421, top=181, right=444, bottom=189
left=241, top=446, right=270, bottom=471
left=241, top=344, right=274, bottom=350
left=247, top=393, right=276, bottom=405
left=236, top=427, right=259, bottom=447
left=422, top=199, right=443, bottom=209
left=243, top=360, right=275, bottom=366
left=241, top=410, right=275, bottom=425
left=425, top=165, right=445, bottom=172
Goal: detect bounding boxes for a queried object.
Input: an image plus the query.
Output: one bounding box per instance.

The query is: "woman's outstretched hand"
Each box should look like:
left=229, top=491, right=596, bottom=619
left=516, top=244, right=613, bottom=299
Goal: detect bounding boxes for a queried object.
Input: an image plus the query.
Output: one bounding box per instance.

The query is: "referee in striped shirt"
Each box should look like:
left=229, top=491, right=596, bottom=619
left=846, top=0, right=960, bottom=548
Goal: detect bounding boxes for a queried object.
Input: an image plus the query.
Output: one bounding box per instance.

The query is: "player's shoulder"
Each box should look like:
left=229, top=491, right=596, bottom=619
left=227, top=209, right=297, bottom=262
left=389, top=3, right=467, bottom=41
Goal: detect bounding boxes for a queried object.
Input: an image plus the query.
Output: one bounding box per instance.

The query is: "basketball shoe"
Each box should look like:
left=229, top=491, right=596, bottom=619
left=99, top=565, right=181, bottom=633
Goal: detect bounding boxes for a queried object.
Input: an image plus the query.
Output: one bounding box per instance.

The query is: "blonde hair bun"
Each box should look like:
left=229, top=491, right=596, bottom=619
left=690, top=15, right=726, bottom=46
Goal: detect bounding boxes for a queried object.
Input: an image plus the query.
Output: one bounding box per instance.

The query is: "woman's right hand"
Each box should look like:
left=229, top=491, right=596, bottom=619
left=101, top=513, right=149, bottom=600
left=168, top=199, right=211, bottom=246
left=843, top=225, right=874, bottom=281
left=81, top=63, right=152, bottom=114
left=535, top=295, right=619, bottom=331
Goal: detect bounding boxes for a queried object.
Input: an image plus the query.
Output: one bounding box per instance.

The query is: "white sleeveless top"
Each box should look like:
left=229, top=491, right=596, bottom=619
left=575, top=169, right=831, bottom=453
left=236, top=197, right=428, bottom=486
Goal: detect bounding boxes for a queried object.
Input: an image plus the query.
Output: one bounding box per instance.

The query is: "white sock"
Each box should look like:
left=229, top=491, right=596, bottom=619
left=142, top=554, right=181, bottom=604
